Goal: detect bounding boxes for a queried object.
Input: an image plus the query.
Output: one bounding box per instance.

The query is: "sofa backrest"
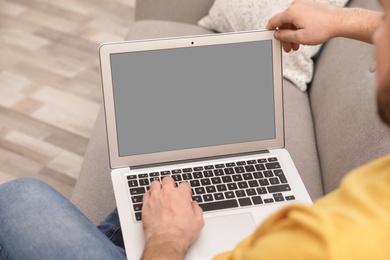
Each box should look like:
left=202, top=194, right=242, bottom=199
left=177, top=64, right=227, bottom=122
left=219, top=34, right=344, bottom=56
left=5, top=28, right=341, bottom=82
left=135, top=0, right=215, bottom=25
left=309, top=0, right=389, bottom=194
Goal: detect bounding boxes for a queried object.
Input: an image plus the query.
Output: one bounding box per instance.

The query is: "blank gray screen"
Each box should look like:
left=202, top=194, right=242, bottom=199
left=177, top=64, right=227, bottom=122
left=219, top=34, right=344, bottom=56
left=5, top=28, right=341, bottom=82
left=110, top=40, right=275, bottom=157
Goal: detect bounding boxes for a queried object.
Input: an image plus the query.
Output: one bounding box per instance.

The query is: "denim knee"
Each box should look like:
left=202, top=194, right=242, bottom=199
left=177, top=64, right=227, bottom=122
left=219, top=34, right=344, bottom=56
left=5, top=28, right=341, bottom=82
left=0, top=178, right=60, bottom=207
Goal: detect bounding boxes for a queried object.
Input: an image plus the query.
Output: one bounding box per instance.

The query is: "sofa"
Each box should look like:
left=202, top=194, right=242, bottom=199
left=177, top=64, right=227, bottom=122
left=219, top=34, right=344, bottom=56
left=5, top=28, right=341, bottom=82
left=71, top=0, right=388, bottom=225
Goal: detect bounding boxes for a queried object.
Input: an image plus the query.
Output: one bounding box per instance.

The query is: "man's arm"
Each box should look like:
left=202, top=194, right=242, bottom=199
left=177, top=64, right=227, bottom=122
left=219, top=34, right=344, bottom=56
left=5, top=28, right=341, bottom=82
left=141, top=177, right=204, bottom=260
left=266, top=0, right=382, bottom=52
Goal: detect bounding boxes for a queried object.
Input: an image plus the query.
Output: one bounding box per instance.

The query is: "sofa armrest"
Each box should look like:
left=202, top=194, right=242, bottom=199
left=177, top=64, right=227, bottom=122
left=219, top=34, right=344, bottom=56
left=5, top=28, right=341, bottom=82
left=135, top=0, right=214, bottom=25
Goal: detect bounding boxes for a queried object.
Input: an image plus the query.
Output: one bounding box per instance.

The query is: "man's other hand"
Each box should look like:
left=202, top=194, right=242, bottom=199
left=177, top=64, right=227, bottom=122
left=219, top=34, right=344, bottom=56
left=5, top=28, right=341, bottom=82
left=266, top=0, right=342, bottom=52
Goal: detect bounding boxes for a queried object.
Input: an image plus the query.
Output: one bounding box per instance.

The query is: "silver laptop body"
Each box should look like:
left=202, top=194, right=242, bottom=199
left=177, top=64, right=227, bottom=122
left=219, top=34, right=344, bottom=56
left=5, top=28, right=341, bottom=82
left=99, top=30, right=312, bottom=260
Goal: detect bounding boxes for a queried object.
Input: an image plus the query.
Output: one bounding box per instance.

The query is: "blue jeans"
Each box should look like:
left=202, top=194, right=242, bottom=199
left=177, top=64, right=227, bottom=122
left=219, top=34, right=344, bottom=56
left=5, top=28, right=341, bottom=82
left=0, top=179, right=126, bottom=260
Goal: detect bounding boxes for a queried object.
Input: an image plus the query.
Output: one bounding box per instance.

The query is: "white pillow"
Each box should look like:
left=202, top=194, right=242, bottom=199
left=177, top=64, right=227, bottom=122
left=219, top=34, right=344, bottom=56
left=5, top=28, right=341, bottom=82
left=198, top=0, right=349, bottom=92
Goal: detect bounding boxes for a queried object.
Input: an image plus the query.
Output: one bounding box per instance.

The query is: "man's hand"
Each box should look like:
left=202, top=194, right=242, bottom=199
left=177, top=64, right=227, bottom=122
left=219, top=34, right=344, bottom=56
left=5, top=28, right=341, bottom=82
left=266, top=0, right=342, bottom=52
left=266, top=0, right=382, bottom=53
left=141, top=177, right=204, bottom=260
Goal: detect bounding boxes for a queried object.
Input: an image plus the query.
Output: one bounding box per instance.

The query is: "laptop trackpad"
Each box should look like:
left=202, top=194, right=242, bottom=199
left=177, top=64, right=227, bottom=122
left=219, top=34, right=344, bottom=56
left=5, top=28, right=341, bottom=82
left=196, top=213, right=256, bottom=257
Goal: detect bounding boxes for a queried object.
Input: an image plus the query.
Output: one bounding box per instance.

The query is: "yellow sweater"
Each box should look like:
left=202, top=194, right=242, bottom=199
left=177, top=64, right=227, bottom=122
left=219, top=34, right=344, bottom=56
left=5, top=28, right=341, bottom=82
left=214, top=155, right=390, bottom=260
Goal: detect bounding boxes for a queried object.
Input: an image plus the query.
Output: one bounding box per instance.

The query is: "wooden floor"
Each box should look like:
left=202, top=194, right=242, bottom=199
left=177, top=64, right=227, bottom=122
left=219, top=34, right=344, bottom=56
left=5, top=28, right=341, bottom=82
left=0, top=0, right=135, bottom=199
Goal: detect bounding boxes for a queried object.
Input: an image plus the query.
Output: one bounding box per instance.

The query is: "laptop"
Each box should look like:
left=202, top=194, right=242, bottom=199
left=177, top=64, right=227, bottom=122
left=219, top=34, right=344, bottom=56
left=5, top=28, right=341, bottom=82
left=99, top=30, right=312, bottom=259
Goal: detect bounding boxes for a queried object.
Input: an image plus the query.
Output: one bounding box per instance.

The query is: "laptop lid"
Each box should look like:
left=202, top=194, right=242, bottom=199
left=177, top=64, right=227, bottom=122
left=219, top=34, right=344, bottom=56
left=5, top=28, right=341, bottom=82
left=99, top=30, right=283, bottom=169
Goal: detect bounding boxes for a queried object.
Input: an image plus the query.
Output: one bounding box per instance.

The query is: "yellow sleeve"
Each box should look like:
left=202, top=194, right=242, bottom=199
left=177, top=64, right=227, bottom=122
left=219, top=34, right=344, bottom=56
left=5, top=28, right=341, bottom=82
left=213, top=155, right=390, bottom=260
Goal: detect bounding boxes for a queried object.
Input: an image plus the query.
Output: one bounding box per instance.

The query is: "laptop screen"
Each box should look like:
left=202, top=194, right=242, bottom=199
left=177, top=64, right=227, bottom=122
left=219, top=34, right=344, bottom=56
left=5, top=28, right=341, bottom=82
left=110, top=40, right=275, bottom=157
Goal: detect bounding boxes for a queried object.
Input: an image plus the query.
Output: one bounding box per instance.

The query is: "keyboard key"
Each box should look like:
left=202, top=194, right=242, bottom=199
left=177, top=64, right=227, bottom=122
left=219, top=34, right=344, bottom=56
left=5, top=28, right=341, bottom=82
left=149, top=172, right=159, bottom=177
left=274, top=170, right=288, bottom=183
left=253, top=172, right=264, bottom=179
left=139, top=179, right=150, bottom=186
left=274, top=196, right=285, bottom=202
left=257, top=158, right=267, bottom=163
left=138, top=173, right=148, bottom=178
left=182, top=173, right=192, bottom=180
left=269, top=177, right=280, bottom=185
left=227, top=183, right=238, bottom=190
left=127, top=175, right=137, bottom=180
left=133, top=203, right=142, bottom=212
left=243, top=173, right=254, bottom=180
left=211, top=177, right=222, bottom=184
left=238, top=181, right=249, bottom=189
left=190, top=180, right=201, bottom=187
left=255, top=164, right=266, bottom=171
left=237, top=161, right=246, bottom=166
left=205, top=165, right=214, bottom=170
left=252, top=196, right=263, bottom=205
left=192, top=196, right=203, bottom=203
left=246, top=188, right=256, bottom=196
left=128, top=180, right=138, bottom=187
left=232, top=174, right=243, bottom=182
left=247, top=160, right=257, bottom=164
left=256, top=187, right=268, bottom=194
left=259, top=179, right=270, bottom=186
left=264, top=198, right=274, bottom=203
left=206, top=186, right=217, bottom=193
left=214, top=193, right=224, bottom=200
left=203, top=170, right=213, bottom=177
left=263, top=171, right=274, bottom=177
left=224, top=191, right=235, bottom=199
left=239, top=197, right=252, bottom=207
left=245, top=165, right=256, bottom=172
left=172, top=175, right=182, bottom=182
left=130, top=187, right=146, bottom=195
left=194, top=187, right=206, bottom=194
left=135, top=212, right=142, bottom=221
left=267, top=184, right=291, bottom=193
left=131, top=195, right=143, bottom=203
left=273, top=193, right=284, bottom=202
left=222, top=176, right=233, bottom=183
left=268, top=157, right=278, bottom=162
left=172, top=169, right=181, bottom=174
left=224, top=168, right=235, bottom=175
left=201, top=178, right=211, bottom=186
left=183, top=168, right=193, bottom=172
left=193, top=172, right=203, bottom=179
left=226, top=162, right=236, bottom=167
left=235, top=190, right=246, bottom=197
left=203, top=194, right=214, bottom=202
left=194, top=166, right=203, bottom=171
left=150, top=177, right=160, bottom=182
left=215, top=164, right=225, bottom=168
left=216, top=184, right=227, bottom=192
left=234, top=166, right=245, bottom=173
left=248, top=180, right=259, bottom=187
left=199, top=199, right=239, bottom=212
left=265, top=162, right=281, bottom=170
left=285, top=195, right=296, bottom=200
left=214, top=169, right=224, bottom=176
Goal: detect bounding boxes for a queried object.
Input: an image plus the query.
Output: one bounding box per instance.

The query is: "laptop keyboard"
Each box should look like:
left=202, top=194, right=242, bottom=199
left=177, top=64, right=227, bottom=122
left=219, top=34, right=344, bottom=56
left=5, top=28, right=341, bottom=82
left=127, top=157, right=295, bottom=221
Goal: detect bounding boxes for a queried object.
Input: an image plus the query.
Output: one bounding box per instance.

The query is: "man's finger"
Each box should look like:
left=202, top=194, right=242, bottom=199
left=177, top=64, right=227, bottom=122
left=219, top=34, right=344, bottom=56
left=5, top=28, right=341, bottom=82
left=161, top=176, right=175, bottom=189
left=177, top=181, right=192, bottom=196
left=282, top=42, right=293, bottom=53
left=149, top=179, right=161, bottom=193
left=275, top=29, right=302, bottom=45
left=291, top=42, right=300, bottom=51
left=192, top=201, right=203, bottom=216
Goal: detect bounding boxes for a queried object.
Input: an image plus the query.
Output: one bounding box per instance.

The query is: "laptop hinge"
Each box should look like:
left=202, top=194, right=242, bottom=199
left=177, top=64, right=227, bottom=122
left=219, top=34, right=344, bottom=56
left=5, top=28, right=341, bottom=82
left=130, top=150, right=270, bottom=170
